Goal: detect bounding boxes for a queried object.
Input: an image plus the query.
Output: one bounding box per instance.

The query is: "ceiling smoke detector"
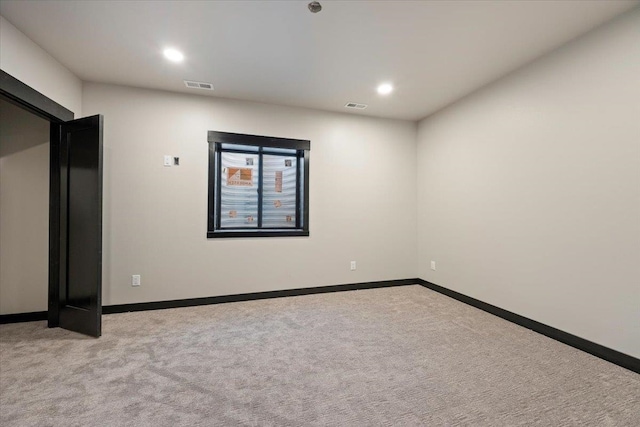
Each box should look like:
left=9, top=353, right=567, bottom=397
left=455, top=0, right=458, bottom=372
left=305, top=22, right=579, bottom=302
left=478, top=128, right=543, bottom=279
left=184, top=80, right=214, bottom=90
left=308, top=1, right=322, bottom=13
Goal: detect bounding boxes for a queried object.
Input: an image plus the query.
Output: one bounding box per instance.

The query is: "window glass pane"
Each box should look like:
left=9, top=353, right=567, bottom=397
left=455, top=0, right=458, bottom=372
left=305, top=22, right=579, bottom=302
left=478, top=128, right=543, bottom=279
left=220, top=152, right=259, bottom=228
left=262, top=154, right=297, bottom=228
left=262, top=147, right=297, bottom=155
left=299, top=156, right=304, bottom=227
left=220, top=143, right=259, bottom=152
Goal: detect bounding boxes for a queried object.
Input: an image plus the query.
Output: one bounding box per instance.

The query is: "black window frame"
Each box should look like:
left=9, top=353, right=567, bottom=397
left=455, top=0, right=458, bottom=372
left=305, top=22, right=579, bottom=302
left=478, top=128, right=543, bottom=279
left=207, top=131, right=310, bottom=238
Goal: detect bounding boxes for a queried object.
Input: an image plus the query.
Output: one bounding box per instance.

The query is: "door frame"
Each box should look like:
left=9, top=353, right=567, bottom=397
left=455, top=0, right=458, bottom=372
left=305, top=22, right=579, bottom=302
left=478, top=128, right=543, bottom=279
left=0, top=70, right=74, bottom=327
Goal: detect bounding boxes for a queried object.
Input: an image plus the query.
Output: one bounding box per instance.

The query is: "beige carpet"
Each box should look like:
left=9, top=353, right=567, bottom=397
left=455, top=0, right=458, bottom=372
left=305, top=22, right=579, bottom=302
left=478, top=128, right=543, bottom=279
left=1, top=285, right=638, bottom=426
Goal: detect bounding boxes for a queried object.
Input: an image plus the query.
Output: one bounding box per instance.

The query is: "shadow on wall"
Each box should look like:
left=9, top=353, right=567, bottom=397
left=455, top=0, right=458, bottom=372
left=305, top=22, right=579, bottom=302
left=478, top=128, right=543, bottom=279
left=0, top=97, right=50, bottom=315
left=0, top=98, right=49, bottom=157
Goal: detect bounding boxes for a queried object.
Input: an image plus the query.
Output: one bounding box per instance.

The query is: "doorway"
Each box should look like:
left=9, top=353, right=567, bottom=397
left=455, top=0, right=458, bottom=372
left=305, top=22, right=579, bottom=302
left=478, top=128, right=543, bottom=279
left=0, top=70, right=103, bottom=337
left=0, top=98, right=50, bottom=317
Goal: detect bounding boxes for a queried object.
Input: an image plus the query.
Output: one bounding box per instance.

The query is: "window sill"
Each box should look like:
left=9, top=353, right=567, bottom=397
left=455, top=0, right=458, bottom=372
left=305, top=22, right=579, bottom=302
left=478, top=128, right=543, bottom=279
left=207, top=230, right=309, bottom=238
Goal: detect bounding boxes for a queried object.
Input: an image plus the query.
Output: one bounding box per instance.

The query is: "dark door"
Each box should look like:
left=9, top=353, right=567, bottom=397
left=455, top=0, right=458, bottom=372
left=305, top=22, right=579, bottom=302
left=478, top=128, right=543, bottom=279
left=58, top=115, right=103, bottom=337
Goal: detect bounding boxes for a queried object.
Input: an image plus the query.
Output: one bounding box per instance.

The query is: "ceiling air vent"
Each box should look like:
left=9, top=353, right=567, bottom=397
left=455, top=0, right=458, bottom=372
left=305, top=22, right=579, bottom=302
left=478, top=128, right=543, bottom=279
left=184, top=80, right=214, bottom=90
left=345, top=102, right=367, bottom=110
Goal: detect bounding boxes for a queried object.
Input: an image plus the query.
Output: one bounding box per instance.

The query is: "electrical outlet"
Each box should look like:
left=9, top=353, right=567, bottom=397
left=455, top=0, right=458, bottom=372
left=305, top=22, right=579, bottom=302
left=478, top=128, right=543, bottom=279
left=430, top=261, right=436, bottom=271
left=163, top=155, right=172, bottom=167
left=132, top=275, right=141, bottom=286
left=350, top=261, right=356, bottom=271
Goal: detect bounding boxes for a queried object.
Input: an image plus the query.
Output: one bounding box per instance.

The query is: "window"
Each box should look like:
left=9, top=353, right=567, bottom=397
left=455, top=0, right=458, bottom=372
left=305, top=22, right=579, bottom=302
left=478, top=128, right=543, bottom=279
left=207, top=131, right=310, bottom=238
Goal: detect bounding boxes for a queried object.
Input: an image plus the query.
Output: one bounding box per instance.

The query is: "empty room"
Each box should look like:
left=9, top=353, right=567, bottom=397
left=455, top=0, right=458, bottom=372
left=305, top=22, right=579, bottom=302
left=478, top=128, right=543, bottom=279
left=0, top=1, right=638, bottom=425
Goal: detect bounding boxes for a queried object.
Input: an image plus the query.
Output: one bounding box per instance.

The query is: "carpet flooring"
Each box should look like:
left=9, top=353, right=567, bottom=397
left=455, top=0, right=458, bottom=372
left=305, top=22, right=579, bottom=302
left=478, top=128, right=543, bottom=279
left=1, top=285, right=638, bottom=426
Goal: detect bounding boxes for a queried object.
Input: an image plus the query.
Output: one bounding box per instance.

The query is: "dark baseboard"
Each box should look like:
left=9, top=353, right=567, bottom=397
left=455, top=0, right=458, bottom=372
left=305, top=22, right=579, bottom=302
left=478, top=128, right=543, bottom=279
left=103, top=278, right=419, bottom=315
left=0, top=279, right=417, bottom=325
left=5, top=279, right=637, bottom=374
left=0, top=311, right=47, bottom=324
left=418, top=279, right=640, bottom=374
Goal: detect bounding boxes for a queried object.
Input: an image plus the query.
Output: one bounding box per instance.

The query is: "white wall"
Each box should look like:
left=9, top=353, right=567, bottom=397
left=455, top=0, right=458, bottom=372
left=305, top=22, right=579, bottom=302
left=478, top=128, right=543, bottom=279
left=82, top=83, right=418, bottom=306
left=417, top=10, right=640, bottom=357
left=0, top=99, right=50, bottom=314
left=0, top=15, right=82, bottom=116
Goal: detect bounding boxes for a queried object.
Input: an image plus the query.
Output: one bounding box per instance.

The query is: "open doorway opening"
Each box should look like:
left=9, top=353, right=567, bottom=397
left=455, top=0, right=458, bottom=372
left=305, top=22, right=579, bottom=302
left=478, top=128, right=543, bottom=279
left=1, top=70, right=103, bottom=337
left=0, top=98, right=50, bottom=317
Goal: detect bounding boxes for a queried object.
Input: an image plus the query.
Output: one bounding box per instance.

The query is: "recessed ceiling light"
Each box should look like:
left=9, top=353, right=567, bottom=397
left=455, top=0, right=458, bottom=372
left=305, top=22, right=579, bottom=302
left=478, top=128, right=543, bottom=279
left=377, top=83, right=393, bottom=95
left=163, top=48, right=184, bottom=63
